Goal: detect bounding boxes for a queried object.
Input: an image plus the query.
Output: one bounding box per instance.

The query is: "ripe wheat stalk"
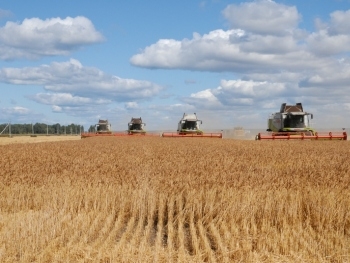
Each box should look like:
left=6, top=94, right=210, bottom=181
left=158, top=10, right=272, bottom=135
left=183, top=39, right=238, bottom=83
left=0, top=137, right=349, bottom=262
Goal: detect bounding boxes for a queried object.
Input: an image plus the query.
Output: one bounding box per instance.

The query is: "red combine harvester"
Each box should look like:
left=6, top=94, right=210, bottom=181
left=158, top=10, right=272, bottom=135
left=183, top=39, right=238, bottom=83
left=255, top=103, right=347, bottom=140
left=162, top=113, right=222, bottom=138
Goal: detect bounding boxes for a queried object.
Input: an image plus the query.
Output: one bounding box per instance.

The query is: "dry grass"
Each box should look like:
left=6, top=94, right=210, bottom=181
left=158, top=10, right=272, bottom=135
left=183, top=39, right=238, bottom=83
left=0, top=135, right=81, bottom=145
left=0, top=137, right=349, bottom=262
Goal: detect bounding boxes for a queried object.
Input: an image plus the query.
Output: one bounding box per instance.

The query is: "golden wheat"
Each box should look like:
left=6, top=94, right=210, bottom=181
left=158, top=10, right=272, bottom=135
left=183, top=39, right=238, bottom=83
left=0, top=137, right=349, bottom=262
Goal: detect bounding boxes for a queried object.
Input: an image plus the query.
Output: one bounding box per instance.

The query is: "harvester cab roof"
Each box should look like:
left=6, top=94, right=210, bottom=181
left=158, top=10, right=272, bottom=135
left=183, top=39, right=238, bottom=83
left=280, top=102, right=313, bottom=119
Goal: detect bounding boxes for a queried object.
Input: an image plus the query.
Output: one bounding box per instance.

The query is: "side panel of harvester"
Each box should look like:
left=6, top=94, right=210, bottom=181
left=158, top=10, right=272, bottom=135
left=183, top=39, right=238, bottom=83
left=256, top=103, right=347, bottom=140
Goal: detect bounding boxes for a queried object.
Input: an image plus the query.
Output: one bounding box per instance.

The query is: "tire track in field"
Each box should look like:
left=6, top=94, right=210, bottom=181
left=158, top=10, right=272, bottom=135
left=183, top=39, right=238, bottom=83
left=128, top=211, right=147, bottom=251
left=153, top=194, right=167, bottom=262
left=139, top=197, right=157, bottom=249
left=197, top=219, right=217, bottom=263
left=208, top=222, right=230, bottom=263
left=176, top=195, right=187, bottom=261
left=82, top=212, right=105, bottom=245
left=189, top=209, right=201, bottom=256
left=98, top=210, right=126, bottom=252
left=114, top=215, right=137, bottom=253
left=89, top=212, right=117, bottom=249
left=165, top=195, right=176, bottom=261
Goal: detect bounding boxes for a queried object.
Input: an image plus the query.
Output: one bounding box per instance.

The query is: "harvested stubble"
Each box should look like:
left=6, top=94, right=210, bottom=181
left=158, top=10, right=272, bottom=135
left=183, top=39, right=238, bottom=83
left=0, top=137, right=349, bottom=262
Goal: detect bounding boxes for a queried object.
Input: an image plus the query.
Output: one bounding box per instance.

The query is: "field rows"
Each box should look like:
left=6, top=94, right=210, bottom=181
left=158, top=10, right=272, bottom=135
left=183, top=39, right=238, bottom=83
left=0, top=137, right=349, bottom=262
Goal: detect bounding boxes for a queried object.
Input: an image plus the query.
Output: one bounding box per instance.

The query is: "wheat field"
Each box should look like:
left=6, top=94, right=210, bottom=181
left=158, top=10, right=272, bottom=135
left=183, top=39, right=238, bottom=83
left=0, top=137, right=349, bottom=262
left=0, top=135, right=81, bottom=145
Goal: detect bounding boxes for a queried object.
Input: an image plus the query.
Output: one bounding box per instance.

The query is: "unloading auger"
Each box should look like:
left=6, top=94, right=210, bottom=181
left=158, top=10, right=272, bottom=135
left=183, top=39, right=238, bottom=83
left=255, top=103, right=347, bottom=140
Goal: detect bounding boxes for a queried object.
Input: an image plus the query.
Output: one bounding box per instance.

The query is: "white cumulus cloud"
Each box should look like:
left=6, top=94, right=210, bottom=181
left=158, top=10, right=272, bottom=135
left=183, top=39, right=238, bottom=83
left=130, top=0, right=349, bottom=76
left=306, top=10, right=350, bottom=56
left=125, top=102, right=139, bottom=109
left=31, top=93, right=111, bottom=106
left=0, top=106, right=34, bottom=123
left=0, top=16, right=104, bottom=60
left=0, top=59, right=163, bottom=101
left=222, top=0, right=300, bottom=36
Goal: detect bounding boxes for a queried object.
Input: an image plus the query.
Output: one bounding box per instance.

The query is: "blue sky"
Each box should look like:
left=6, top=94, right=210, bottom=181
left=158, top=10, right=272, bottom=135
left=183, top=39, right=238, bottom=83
left=1, top=0, right=350, bottom=131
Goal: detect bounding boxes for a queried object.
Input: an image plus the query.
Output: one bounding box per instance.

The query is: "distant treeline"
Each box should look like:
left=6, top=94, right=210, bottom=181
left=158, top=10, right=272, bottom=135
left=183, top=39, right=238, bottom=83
left=87, top=125, right=94, bottom=133
left=0, top=123, right=85, bottom=135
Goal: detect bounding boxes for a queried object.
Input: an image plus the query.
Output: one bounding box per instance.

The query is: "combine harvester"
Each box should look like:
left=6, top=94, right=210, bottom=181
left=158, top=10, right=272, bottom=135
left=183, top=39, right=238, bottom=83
left=127, top=117, right=146, bottom=135
left=81, top=119, right=114, bottom=138
left=81, top=118, right=156, bottom=138
left=256, top=103, right=347, bottom=140
left=96, top=119, right=112, bottom=134
left=162, top=113, right=222, bottom=138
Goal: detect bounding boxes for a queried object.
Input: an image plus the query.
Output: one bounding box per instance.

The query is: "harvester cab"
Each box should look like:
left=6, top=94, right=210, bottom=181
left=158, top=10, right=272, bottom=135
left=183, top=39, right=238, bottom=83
left=96, top=119, right=112, bottom=134
left=128, top=117, right=146, bottom=135
left=267, top=103, right=314, bottom=135
left=256, top=103, right=347, bottom=140
left=177, top=113, right=203, bottom=135
left=162, top=113, right=222, bottom=138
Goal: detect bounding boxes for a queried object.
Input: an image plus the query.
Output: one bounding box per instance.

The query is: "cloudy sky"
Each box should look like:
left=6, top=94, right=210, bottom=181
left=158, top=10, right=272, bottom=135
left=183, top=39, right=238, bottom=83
left=1, top=0, right=350, bottom=131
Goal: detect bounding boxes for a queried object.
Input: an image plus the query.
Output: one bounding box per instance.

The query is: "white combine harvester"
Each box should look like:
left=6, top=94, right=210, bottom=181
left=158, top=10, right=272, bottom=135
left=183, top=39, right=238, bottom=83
left=162, top=113, right=222, bottom=138
left=81, top=117, right=157, bottom=138
left=127, top=117, right=146, bottom=135
left=96, top=119, right=112, bottom=134
left=256, top=103, right=347, bottom=140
